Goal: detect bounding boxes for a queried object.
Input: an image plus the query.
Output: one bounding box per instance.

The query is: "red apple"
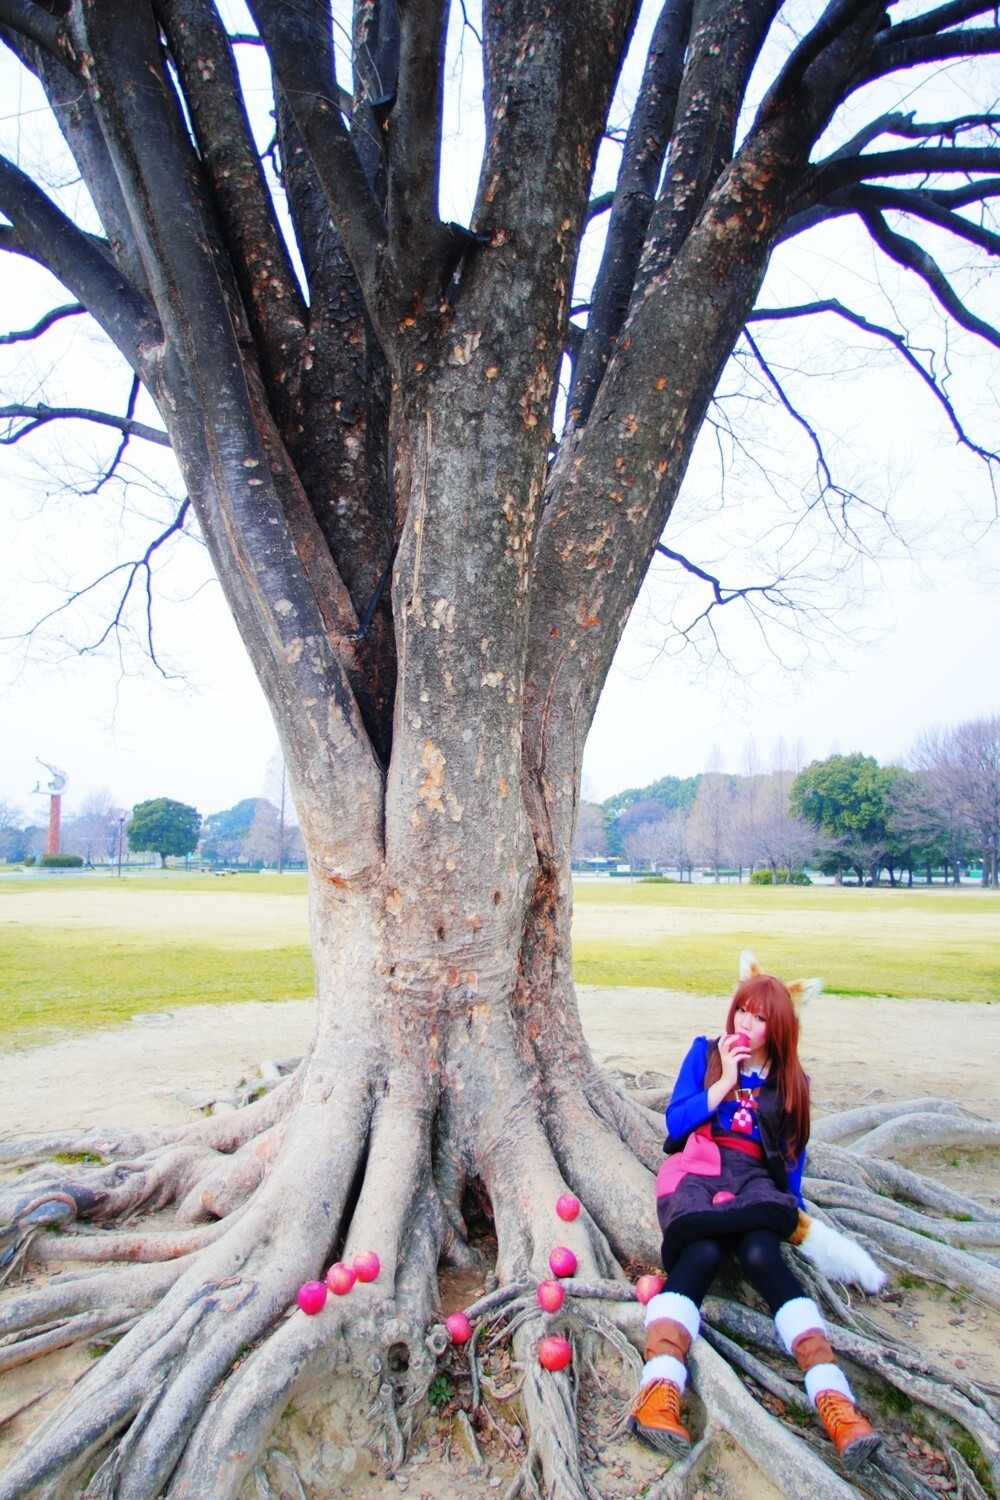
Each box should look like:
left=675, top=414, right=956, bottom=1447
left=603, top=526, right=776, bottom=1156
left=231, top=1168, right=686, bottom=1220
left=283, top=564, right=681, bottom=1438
left=733, top=1031, right=750, bottom=1050
left=549, top=1246, right=578, bottom=1278
left=296, top=1280, right=328, bottom=1315
left=536, top=1280, right=565, bottom=1313
left=634, top=1274, right=664, bottom=1306
left=325, top=1261, right=357, bottom=1295
left=538, top=1335, right=572, bottom=1372
left=353, top=1250, right=381, bottom=1283
left=555, top=1192, right=581, bottom=1222
left=445, top=1311, right=473, bottom=1344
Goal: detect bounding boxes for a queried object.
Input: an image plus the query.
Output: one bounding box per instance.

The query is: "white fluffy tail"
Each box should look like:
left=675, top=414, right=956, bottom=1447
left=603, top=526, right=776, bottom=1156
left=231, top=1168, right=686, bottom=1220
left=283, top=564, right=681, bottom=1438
left=797, top=1217, right=888, bottom=1293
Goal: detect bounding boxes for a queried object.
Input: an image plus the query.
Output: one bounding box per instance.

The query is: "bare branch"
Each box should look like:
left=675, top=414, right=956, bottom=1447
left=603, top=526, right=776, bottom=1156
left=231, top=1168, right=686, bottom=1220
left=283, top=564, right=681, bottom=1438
left=79, top=375, right=141, bottom=495
left=8, top=499, right=192, bottom=675
left=0, top=403, right=170, bottom=447
left=886, top=0, right=999, bottom=44
left=867, top=26, right=1000, bottom=80
left=835, top=182, right=1000, bottom=257
left=815, top=145, right=1000, bottom=195
left=863, top=208, right=1000, bottom=351
left=0, top=303, right=85, bottom=345
left=763, top=0, right=884, bottom=108
left=747, top=299, right=1000, bottom=467
left=0, top=154, right=161, bottom=372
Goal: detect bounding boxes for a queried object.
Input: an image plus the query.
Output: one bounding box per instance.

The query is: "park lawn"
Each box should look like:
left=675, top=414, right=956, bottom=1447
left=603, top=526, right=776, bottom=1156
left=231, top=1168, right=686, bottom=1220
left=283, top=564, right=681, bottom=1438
left=571, top=880, right=1000, bottom=1002
left=0, top=877, right=995, bottom=1042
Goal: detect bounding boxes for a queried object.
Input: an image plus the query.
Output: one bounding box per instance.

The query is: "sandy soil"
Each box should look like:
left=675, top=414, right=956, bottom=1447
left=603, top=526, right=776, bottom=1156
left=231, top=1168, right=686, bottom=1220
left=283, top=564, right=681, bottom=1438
left=1, top=987, right=998, bottom=1499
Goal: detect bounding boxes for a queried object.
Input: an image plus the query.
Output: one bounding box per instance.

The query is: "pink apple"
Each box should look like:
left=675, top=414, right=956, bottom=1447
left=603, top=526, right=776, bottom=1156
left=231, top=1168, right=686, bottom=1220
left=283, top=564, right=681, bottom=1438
left=555, top=1193, right=581, bottom=1222
left=353, top=1250, right=381, bottom=1283
left=325, top=1261, right=357, bottom=1295
left=296, top=1280, right=328, bottom=1315
left=549, top=1245, right=578, bottom=1278
left=634, top=1274, right=664, bottom=1305
left=538, top=1335, right=572, bottom=1371
left=536, top=1280, right=565, bottom=1313
left=445, top=1311, right=473, bottom=1344
left=733, top=1031, right=750, bottom=1049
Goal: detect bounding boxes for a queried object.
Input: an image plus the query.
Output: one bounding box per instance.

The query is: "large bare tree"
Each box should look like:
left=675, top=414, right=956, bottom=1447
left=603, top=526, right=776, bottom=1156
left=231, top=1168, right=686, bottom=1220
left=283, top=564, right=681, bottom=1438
left=2, top=2, right=1000, bottom=1496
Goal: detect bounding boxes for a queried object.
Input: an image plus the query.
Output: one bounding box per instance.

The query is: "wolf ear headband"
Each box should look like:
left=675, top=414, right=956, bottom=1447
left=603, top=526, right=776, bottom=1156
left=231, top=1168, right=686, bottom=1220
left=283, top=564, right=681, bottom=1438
left=739, top=949, right=823, bottom=1007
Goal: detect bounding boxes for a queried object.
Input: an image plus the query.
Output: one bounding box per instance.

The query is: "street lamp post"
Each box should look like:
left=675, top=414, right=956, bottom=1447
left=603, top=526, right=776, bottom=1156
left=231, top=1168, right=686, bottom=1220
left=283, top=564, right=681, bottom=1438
left=117, top=816, right=125, bottom=878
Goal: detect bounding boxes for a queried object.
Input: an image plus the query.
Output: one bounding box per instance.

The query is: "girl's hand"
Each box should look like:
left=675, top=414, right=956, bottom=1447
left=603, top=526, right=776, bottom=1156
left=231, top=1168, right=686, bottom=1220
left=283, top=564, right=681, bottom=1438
left=718, top=1031, right=750, bottom=1090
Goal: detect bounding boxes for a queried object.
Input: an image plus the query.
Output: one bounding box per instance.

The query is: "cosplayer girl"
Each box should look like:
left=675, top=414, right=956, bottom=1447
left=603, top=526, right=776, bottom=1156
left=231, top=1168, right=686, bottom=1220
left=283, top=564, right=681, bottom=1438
left=628, top=961, right=881, bottom=1471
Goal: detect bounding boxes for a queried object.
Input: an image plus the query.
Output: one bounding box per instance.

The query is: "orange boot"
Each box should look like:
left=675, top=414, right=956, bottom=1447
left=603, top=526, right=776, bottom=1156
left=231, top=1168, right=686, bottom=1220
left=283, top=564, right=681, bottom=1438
left=627, top=1291, right=699, bottom=1455
left=775, top=1297, right=880, bottom=1472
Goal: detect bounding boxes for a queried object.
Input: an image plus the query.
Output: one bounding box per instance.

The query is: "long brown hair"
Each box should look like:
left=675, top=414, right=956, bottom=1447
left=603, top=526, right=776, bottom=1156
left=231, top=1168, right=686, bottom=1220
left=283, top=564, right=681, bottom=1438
left=704, top=973, right=810, bottom=1158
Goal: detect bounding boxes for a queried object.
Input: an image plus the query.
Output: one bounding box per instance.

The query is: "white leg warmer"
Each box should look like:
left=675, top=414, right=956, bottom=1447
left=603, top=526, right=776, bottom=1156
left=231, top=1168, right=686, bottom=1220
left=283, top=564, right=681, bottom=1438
left=644, top=1291, right=701, bottom=1342
left=640, top=1354, right=688, bottom=1392
left=805, top=1364, right=854, bottom=1406
left=773, top=1296, right=824, bottom=1354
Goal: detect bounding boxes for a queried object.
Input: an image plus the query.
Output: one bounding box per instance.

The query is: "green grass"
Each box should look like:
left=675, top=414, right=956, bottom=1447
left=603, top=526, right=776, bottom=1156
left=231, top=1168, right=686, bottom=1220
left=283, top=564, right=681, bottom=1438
left=571, top=881, right=1000, bottom=1003
left=0, top=874, right=995, bottom=1043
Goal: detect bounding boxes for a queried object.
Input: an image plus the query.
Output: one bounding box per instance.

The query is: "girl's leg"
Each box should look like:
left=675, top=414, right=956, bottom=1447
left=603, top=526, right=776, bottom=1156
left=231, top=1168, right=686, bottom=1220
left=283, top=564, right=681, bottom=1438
left=737, top=1229, right=880, bottom=1472
left=630, top=1240, right=723, bottom=1456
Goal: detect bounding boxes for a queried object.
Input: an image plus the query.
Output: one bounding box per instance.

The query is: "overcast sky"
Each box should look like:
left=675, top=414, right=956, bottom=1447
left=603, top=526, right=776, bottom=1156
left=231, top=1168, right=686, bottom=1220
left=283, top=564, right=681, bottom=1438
left=1, top=8, right=998, bottom=824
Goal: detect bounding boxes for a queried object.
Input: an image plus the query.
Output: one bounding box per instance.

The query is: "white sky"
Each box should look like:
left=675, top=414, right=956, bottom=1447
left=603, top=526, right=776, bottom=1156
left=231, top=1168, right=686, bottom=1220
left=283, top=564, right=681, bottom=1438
left=1, top=7, right=998, bottom=823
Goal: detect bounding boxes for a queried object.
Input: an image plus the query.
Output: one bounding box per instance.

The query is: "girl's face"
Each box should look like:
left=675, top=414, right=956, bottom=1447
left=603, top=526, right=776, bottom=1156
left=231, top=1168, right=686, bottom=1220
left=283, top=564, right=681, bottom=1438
left=733, top=1005, right=768, bottom=1057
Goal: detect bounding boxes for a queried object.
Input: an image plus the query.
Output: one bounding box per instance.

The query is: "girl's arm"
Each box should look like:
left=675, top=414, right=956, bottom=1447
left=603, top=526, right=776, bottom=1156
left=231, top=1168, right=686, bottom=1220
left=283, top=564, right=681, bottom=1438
left=665, top=1037, right=713, bottom=1139
left=787, top=1147, right=807, bottom=1208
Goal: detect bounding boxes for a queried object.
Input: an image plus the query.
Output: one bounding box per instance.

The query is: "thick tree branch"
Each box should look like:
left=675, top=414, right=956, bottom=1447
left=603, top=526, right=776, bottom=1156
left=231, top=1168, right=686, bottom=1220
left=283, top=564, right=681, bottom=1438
left=0, top=302, right=84, bottom=344
left=245, top=0, right=393, bottom=342
left=0, top=155, right=160, bottom=370
left=863, top=208, right=1000, bottom=350
left=747, top=299, right=1000, bottom=466
left=0, top=0, right=71, bottom=61
left=630, top=0, right=782, bottom=306
left=0, top=401, right=169, bottom=447
left=762, top=0, right=883, bottom=109
left=156, top=0, right=308, bottom=412
left=569, top=0, right=695, bottom=426
left=388, top=0, right=449, bottom=303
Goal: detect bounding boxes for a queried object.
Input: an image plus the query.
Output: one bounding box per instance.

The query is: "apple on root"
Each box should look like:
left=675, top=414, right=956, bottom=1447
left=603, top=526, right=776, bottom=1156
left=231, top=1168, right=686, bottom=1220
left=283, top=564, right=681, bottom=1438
left=353, top=1250, right=381, bottom=1282
left=536, top=1280, right=565, bottom=1313
left=325, top=1261, right=357, bottom=1295
left=634, top=1274, right=664, bottom=1305
left=445, top=1311, right=473, bottom=1344
left=555, top=1193, right=580, bottom=1222
left=296, top=1280, right=328, bottom=1315
left=538, top=1335, right=572, bottom=1371
left=548, top=1246, right=577, bottom=1278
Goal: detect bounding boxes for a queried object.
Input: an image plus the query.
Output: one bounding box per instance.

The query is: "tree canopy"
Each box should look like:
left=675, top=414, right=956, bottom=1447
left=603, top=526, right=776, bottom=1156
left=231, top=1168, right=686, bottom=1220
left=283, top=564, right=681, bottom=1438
left=126, top=796, right=201, bottom=864
left=1, top=3, right=999, bottom=1498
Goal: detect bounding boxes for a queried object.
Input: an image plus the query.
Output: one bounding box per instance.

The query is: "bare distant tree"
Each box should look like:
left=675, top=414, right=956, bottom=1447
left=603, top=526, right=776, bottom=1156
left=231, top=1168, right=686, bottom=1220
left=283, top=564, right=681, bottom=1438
left=571, top=801, right=608, bottom=861
left=62, top=788, right=126, bottom=866
left=0, top=799, right=27, bottom=862
left=914, top=717, right=1000, bottom=886
left=686, top=769, right=734, bottom=881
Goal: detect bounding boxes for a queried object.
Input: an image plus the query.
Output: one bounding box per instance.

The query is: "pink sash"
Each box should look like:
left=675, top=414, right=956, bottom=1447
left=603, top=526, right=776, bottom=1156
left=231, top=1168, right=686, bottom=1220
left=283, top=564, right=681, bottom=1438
left=655, top=1125, right=722, bottom=1197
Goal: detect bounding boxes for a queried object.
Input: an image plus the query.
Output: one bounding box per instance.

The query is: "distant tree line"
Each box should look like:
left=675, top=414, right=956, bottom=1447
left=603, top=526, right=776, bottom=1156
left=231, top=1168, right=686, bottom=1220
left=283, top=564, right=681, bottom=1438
left=573, top=715, right=1000, bottom=887
left=0, top=789, right=304, bottom=870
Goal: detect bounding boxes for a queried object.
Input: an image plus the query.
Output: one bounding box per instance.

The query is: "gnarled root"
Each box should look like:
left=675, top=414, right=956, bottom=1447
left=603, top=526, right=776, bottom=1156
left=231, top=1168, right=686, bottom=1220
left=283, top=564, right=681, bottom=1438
left=0, top=1055, right=998, bottom=1500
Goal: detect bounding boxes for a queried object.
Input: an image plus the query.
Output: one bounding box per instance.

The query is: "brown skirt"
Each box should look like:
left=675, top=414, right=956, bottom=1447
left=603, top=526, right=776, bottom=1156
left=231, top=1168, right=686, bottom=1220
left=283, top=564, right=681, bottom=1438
left=656, top=1145, right=799, bottom=1271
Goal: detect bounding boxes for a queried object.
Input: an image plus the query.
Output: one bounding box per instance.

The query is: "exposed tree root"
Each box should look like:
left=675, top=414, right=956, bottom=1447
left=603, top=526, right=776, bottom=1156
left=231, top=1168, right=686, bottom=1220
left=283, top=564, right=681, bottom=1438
left=0, top=1070, right=997, bottom=1498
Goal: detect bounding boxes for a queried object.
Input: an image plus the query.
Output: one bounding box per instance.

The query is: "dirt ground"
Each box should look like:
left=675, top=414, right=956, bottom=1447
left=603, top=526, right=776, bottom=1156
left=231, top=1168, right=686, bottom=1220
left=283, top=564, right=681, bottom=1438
left=1, top=987, right=998, bottom=1499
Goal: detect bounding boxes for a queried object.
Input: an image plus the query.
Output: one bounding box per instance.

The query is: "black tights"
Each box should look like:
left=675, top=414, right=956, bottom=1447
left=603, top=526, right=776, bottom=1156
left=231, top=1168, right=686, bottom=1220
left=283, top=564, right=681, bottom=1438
left=665, top=1229, right=804, bottom=1316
